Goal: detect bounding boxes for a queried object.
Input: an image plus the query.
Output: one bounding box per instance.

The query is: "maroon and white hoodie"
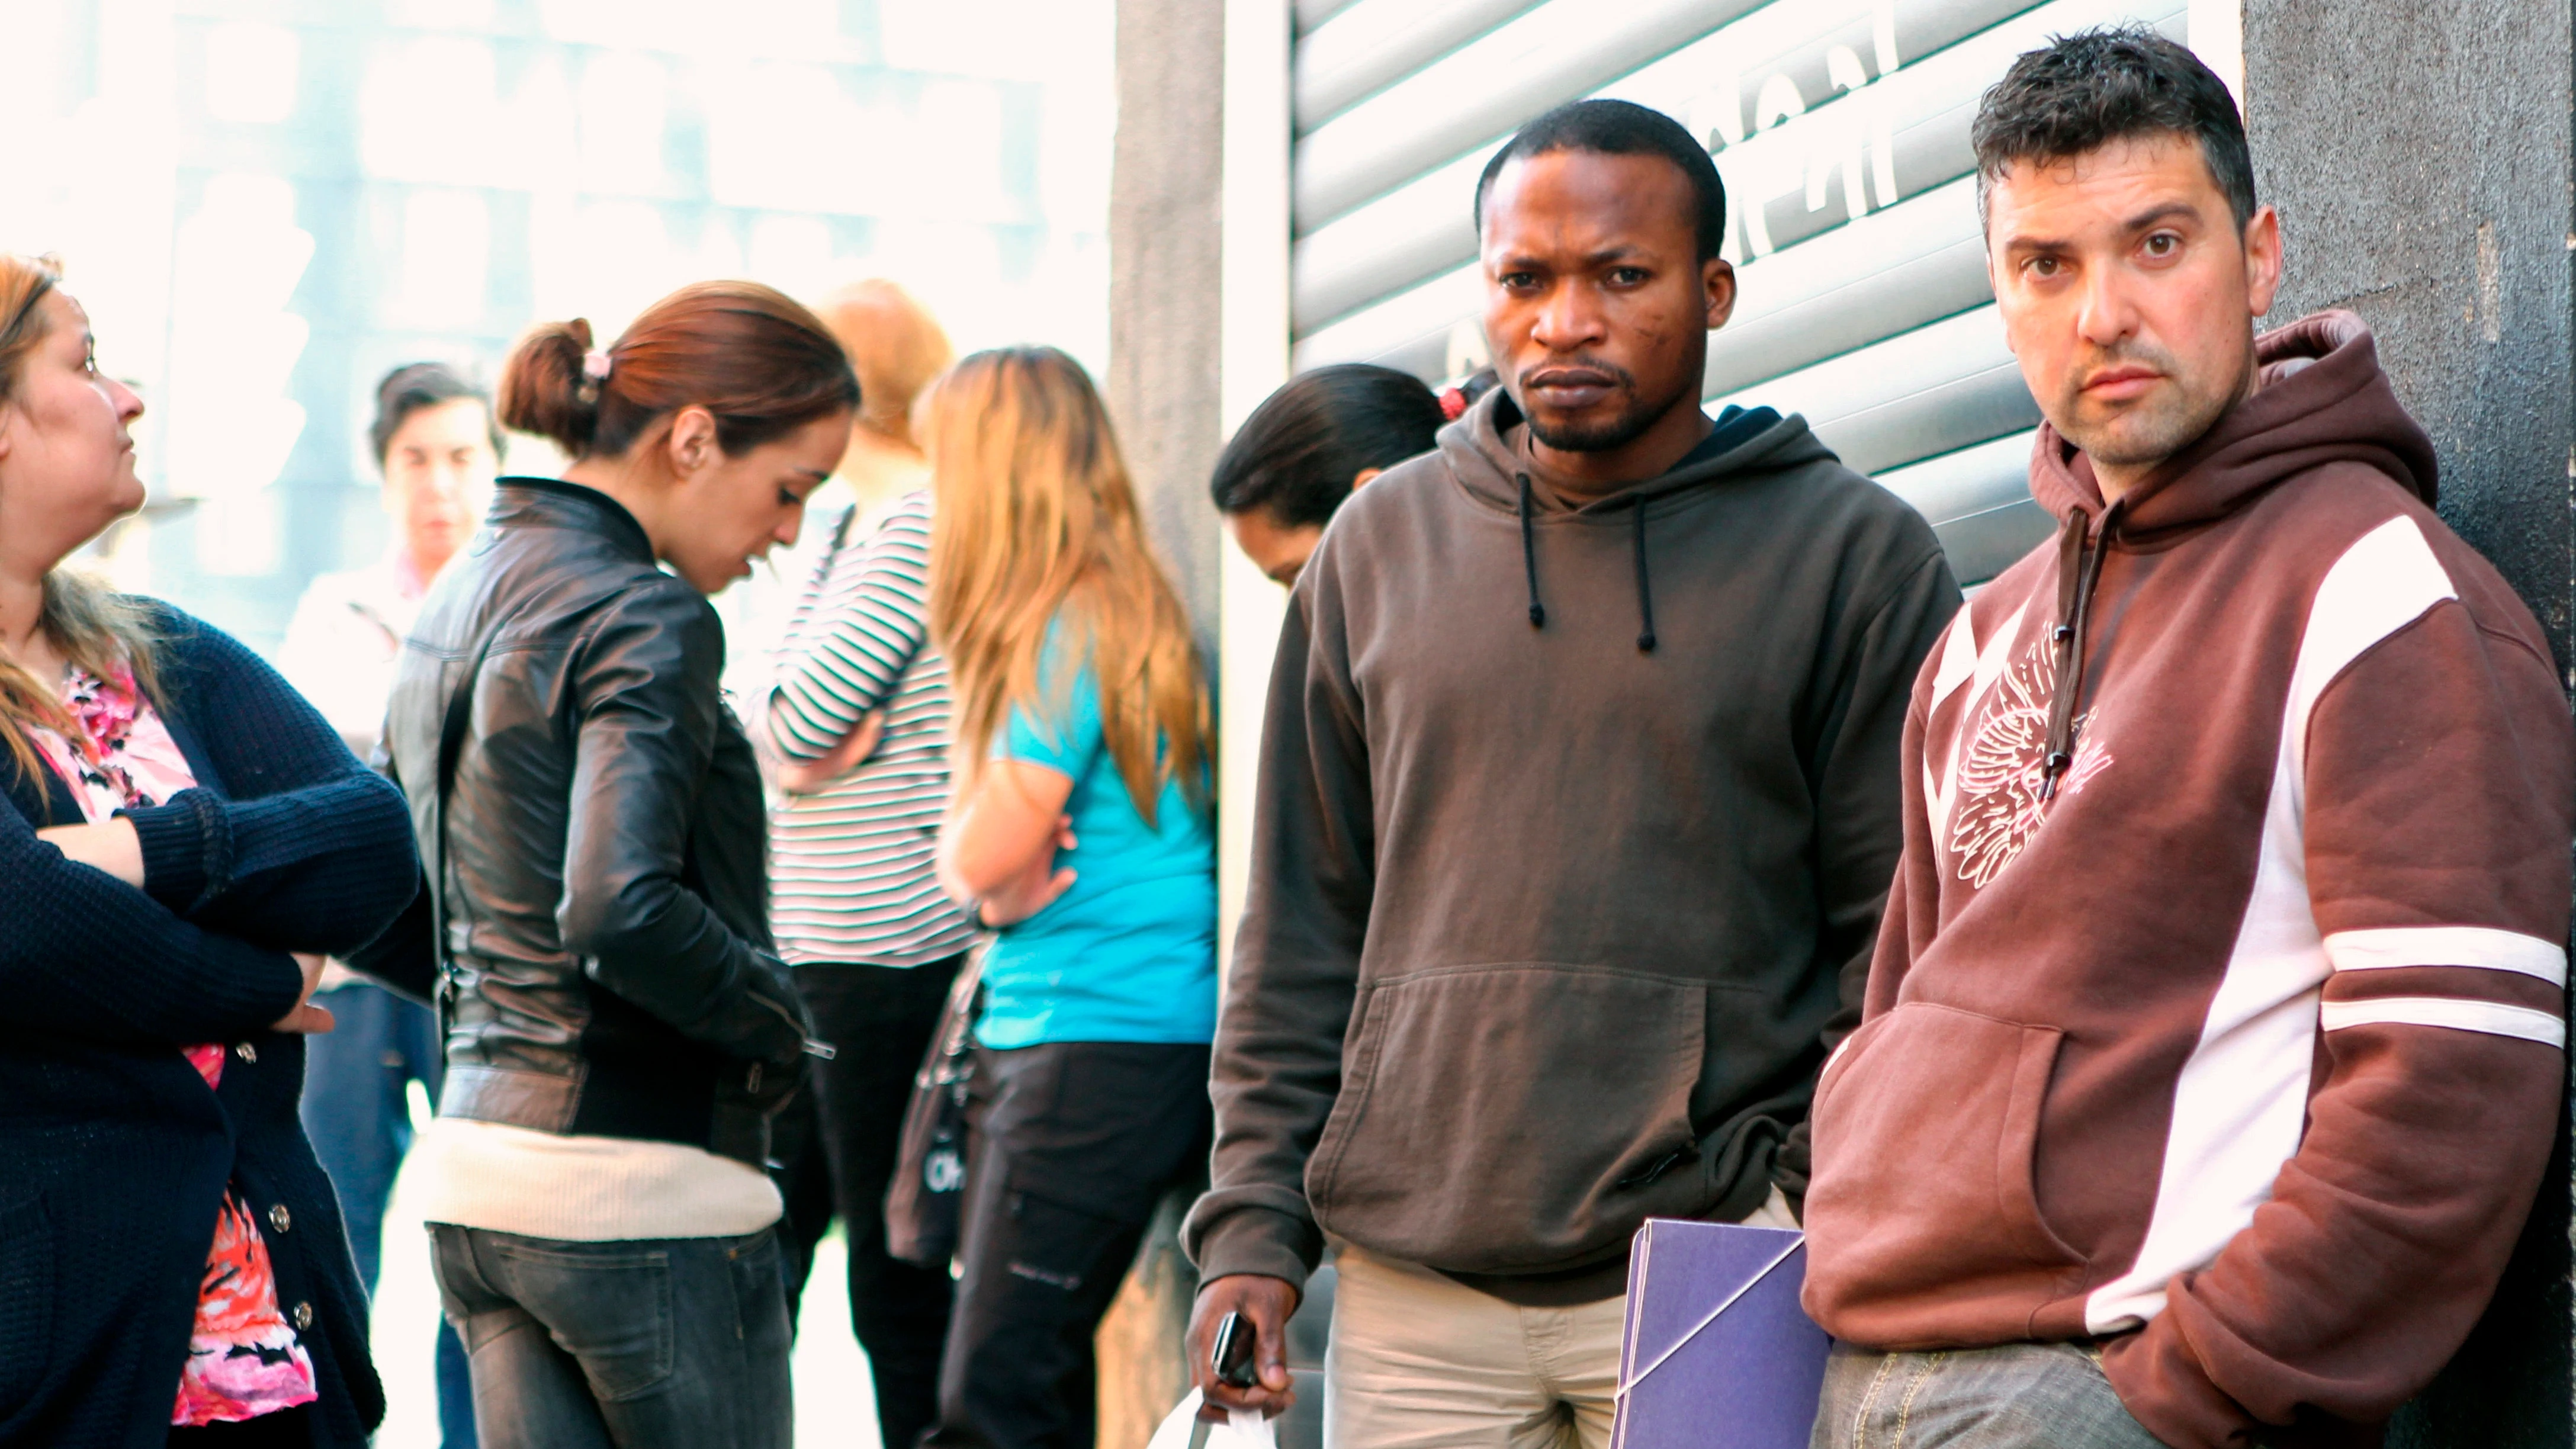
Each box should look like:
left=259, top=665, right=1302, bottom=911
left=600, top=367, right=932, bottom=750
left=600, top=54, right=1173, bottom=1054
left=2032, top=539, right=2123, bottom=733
left=1801, top=311, right=2574, bottom=1448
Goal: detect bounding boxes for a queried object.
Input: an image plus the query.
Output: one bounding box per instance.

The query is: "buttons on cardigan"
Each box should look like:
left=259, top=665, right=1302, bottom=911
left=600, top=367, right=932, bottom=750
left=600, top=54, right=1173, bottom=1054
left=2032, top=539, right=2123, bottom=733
left=233, top=1042, right=258, bottom=1064
left=290, top=1301, right=314, bottom=1331
left=268, top=1203, right=291, bottom=1234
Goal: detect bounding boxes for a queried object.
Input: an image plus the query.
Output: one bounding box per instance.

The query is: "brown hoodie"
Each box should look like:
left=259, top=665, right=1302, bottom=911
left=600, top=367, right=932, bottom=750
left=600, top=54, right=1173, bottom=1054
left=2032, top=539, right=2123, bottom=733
left=1185, top=388, right=1960, bottom=1302
left=1800, top=312, right=2575, bottom=1448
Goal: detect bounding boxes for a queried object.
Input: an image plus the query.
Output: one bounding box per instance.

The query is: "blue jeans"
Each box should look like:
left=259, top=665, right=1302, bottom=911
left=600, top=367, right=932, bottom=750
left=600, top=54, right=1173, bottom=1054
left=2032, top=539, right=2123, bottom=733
left=1810, top=1341, right=2171, bottom=1448
left=300, top=980, right=477, bottom=1446
left=429, top=1225, right=794, bottom=1449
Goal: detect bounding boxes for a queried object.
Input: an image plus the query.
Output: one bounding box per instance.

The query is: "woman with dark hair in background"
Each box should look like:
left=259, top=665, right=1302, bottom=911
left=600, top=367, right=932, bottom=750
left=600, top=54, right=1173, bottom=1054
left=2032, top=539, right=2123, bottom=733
left=757, top=278, right=971, bottom=1449
left=277, top=359, right=500, bottom=1449
left=1208, top=362, right=1447, bottom=587
left=0, top=253, right=420, bottom=1447
left=918, top=346, right=1218, bottom=1449
left=348, top=282, right=854, bottom=1449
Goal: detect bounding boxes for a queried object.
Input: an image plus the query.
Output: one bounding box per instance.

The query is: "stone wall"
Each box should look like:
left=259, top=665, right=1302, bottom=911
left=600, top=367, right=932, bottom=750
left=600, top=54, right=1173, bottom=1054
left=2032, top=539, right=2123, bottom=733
left=2245, top=1, right=2575, bottom=1443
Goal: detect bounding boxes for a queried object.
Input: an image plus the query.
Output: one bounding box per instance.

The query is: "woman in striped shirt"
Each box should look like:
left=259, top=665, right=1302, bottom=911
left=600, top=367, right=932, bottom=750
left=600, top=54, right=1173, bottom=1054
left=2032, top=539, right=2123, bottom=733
left=759, top=279, right=971, bottom=1449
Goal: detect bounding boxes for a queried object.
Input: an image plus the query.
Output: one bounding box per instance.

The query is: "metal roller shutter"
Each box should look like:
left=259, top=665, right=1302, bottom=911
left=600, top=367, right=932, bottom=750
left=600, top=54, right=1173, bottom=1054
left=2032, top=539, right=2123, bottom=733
left=1287, top=0, right=2194, bottom=584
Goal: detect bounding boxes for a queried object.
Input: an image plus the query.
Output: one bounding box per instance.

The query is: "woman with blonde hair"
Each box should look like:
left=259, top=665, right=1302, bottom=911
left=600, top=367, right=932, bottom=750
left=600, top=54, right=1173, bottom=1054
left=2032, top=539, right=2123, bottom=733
left=0, top=252, right=420, bottom=1446
left=757, top=278, right=970, bottom=1449
left=920, top=346, right=1217, bottom=1448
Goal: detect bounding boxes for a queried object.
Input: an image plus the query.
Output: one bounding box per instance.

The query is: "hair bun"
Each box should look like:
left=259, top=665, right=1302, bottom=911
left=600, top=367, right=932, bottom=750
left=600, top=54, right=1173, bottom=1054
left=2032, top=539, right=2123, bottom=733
left=497, top=316, right=602, bottom=455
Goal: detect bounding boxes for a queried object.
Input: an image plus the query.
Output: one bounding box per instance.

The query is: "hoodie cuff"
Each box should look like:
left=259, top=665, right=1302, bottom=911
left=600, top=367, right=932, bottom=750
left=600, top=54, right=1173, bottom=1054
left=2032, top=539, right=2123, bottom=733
left=1187, top=1204, right=1321, bottom=1291
left=121, top=788, right=233, bottom=914
left=2098, top=1310, right=2263, bottom=1449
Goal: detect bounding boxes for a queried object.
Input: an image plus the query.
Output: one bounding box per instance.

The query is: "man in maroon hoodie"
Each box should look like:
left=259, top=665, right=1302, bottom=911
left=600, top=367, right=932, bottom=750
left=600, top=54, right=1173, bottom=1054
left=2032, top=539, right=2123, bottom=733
left=1801, top=27, right=2575, bottom=1449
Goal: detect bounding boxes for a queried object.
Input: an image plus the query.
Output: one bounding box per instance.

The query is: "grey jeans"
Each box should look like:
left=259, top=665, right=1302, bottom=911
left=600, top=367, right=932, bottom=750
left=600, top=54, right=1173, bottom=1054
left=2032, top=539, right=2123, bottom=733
left=1810, top=1342, right=2171, bottom=1449
left=430, top=1224, right=793, bottom=1449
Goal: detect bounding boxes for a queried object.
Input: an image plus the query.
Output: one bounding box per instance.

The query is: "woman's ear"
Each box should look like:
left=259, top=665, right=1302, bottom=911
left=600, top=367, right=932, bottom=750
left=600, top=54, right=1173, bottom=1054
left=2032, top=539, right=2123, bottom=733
left=666, top=405, right=718, bottom=478
left=1351, top=466, right=1383, bottom=491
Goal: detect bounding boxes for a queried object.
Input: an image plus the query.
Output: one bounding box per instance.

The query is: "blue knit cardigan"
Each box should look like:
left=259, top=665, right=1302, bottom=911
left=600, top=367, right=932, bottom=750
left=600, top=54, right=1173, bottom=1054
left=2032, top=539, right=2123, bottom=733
left=0, top=603, right=420, bottom=1448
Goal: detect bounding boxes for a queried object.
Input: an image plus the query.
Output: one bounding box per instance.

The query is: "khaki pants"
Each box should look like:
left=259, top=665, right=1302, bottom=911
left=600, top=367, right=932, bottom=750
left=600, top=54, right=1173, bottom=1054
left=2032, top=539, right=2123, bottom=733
left=1324, top=1191, right=1797, bottom=1449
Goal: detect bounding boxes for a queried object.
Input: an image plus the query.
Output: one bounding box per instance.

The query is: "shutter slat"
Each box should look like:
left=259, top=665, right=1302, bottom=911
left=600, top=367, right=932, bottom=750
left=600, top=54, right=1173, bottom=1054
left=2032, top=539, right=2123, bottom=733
left=1295, top=0, right=1550, bottom=133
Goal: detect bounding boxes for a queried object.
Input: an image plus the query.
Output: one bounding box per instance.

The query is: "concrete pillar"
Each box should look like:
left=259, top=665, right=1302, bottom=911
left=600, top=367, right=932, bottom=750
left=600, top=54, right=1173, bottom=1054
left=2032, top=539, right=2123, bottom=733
left=1106, top=0, right=1227, bottom=637
left=1096, top=1, right=1229, bottom=1444
left=2243, top=1, right=2575, bottom=1444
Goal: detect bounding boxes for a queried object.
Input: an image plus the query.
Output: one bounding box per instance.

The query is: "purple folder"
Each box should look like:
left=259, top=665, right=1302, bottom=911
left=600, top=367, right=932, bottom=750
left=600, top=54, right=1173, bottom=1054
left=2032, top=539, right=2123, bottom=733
left=1610, top=1219, right=1831, bottom=1449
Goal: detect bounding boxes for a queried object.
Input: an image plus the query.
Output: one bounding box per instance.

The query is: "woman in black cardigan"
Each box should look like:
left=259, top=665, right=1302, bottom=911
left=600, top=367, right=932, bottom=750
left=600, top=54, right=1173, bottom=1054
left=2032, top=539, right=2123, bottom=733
left=0, top=256, right=420, bottom=1447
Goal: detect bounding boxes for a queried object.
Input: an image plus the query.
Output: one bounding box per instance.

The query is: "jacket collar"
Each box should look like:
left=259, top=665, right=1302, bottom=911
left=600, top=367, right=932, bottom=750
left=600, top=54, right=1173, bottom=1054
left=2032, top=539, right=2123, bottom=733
left=488, top=477, right=657, bottom=565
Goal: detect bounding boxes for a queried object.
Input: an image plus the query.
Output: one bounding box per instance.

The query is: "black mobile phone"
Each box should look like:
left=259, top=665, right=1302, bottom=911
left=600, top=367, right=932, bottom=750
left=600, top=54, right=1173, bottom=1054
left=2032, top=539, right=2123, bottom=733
left=1211, top=1309, right=1258, bottom=1390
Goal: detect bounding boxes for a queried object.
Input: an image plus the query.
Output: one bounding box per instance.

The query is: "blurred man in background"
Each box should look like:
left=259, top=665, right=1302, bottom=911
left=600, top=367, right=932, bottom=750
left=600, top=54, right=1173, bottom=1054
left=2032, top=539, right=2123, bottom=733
left=277, top=359, right=500, bottom=1449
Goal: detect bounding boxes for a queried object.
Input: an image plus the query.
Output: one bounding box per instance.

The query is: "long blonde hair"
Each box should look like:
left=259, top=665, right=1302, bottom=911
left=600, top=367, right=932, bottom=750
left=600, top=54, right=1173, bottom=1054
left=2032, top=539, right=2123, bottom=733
left=925, top=347, right=1210, bottom=824
left=0, top=254, right=164, bottom=796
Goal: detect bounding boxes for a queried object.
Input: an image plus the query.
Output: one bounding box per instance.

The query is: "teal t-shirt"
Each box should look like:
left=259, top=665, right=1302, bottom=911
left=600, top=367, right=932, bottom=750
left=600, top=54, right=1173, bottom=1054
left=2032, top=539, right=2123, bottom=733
left=975, top=634, right=1217, bottom=1048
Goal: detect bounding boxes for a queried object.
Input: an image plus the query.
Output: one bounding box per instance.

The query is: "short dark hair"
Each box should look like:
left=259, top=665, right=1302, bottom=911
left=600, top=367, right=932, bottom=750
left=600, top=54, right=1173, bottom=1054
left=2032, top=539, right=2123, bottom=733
left=1475, top=99, right=1729, bottom=264
left=371, top=361, right=501, bottom=467
left=1210, top=364, right=1447, bottom=529
left=1972, top=27, right=2256, bottom=232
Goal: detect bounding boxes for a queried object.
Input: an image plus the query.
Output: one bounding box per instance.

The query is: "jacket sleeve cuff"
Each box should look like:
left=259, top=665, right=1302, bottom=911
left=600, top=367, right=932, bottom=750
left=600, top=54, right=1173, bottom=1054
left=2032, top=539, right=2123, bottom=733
left=121, top=788, right=233, bottom=914
left=1186, top=1204, right=1321, bottom=1290
left=2099, top=1309, right=2260, bottom=1449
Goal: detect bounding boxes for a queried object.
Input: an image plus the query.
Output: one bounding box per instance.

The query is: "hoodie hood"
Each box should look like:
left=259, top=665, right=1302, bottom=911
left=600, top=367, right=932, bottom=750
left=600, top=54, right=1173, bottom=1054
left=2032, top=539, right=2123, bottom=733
left=2030, top=309, right=2439, bottom=534
left=2022, top=311, right=2442, bottom=805
left=1441, top=383, right=1835, bottom=516
left=1438, top=383, right=1833, bottom=648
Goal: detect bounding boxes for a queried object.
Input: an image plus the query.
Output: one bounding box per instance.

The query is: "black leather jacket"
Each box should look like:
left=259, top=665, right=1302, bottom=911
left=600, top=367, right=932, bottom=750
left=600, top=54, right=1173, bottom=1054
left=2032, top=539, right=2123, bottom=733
left=353, top=478, right=811, bottom=1167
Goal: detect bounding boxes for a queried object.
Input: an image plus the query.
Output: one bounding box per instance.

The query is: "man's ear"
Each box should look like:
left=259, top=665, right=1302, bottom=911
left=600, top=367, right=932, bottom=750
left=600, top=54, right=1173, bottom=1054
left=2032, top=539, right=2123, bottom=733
left=666, top=405, right=717, bottom=478
left=1350, top=467, right=1383, bottom=491
left=1703, top=257, right=1737, bottom=331
left=2243, top=204, right=2283, bottom=319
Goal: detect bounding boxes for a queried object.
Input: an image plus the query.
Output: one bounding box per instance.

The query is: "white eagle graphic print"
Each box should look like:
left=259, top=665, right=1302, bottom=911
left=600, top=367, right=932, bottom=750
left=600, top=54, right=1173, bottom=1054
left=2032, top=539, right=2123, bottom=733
left=1948, top=637, right=2112, bottom=888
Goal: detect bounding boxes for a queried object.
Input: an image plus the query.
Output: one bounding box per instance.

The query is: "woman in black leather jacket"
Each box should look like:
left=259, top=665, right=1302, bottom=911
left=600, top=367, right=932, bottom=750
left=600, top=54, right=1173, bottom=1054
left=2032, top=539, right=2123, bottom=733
left=350, top=281, right=857, bottom=1449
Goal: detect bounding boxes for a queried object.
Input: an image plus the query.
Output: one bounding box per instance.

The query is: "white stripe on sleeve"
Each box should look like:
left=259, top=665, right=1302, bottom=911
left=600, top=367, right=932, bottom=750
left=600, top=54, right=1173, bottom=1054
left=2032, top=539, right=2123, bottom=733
left=2323, top=926, right=2568, bottom=985
left=2320, top=997, right=2567, bottom=1047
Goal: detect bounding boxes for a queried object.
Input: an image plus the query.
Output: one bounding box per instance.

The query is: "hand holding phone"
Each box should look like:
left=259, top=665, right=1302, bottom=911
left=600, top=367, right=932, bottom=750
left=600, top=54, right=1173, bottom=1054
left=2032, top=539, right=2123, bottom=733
left=1211, top=1309, right=1259, bottom=1390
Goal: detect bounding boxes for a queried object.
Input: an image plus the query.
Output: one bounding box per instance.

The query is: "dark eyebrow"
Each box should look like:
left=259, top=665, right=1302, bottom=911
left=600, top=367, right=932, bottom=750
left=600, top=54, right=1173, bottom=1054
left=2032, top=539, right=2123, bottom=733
left=1494, top=243, right=1650, bottom=272
left=1999, top=199, right=2205, bottom=256
left=2121, top=201, right=2202, bottom=232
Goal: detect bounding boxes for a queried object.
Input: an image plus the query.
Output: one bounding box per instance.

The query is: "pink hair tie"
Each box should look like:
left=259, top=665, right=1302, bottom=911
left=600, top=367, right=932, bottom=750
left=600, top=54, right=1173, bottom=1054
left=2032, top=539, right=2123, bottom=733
left=582, top=348, right=612, bottom=383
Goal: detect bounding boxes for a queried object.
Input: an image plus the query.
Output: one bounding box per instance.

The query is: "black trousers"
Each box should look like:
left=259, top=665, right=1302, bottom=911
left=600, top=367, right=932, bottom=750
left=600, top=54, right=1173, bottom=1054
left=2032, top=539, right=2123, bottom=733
left=922, top=1040, right=1213, bottom=1449
left=778, top=957, right=965, bottom=1449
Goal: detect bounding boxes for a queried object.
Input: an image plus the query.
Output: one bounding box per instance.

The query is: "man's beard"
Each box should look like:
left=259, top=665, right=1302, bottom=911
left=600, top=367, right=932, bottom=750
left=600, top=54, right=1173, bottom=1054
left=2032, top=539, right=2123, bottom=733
left=2059, top=339, right=2248, bottom=472
left=1517, top=359, right=1692, bottom=454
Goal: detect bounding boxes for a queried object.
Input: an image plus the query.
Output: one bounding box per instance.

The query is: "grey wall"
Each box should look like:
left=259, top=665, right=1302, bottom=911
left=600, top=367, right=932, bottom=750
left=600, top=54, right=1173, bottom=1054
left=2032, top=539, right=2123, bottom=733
left=2244, top=1, right=2575, bottom=1444
left=1097, top=2, right=1228, bottom=1443
left=1107, top=0, right=1228, bottom=637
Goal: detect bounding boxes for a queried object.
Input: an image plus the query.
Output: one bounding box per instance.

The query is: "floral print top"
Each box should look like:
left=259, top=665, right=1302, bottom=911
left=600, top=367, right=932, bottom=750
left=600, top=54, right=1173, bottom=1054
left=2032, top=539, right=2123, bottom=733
left=29, top=666, right=321, bottom=1428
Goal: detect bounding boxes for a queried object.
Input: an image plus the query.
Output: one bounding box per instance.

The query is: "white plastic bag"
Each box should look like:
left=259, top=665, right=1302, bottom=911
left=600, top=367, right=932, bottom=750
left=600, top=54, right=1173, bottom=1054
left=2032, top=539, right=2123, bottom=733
left=1145, top=1389, right=1277, bottom=1449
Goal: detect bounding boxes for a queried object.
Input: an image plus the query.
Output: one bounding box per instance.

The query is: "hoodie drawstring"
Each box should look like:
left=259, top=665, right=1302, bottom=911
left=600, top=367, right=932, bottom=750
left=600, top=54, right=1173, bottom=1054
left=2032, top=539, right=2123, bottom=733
left=1630, top=499, right=1657, bottom=652
left=2038, top=497, right=2127, bottom=801
left=1514, top=472, right=1660, bottom=651
left=1517, top=472, right=1546, bottom=628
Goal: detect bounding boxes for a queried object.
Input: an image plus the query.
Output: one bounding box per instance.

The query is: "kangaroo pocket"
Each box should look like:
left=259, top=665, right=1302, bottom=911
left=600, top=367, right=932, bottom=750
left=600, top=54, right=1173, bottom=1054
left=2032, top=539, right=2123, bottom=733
left=1801, top=1001, right=2084, bottom=1347
left=1306, top=965, right=1707, bottom=1274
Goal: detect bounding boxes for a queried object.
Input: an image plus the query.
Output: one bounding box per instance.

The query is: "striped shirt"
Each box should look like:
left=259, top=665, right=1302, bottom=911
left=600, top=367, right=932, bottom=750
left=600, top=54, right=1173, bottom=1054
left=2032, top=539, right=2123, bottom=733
left=764, top=489, right=977, bottom=968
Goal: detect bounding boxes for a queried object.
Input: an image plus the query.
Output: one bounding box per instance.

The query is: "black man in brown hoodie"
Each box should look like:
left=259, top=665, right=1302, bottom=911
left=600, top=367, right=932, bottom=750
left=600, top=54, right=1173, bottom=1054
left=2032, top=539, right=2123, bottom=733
left=1184, top=100, right=1961, bottom=1444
